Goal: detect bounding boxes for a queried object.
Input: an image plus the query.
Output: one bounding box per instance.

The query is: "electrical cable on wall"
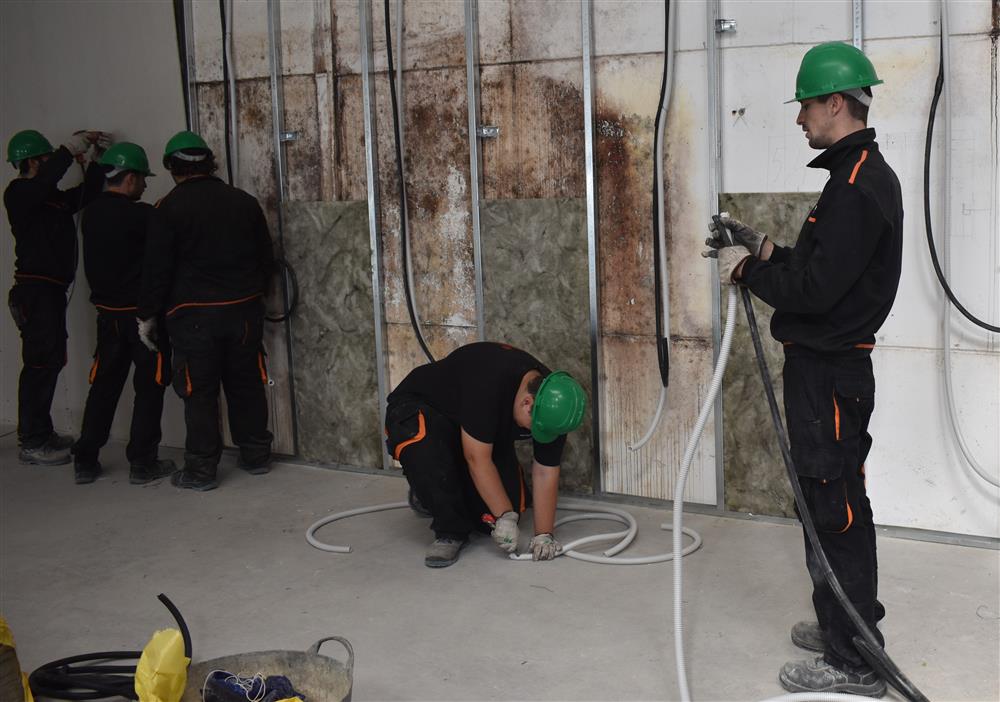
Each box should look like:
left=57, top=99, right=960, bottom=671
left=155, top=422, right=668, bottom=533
left=172, top=0, right=192, bottom=130
left=925, top=0, right=1000, bottom=487
left=630, top=0, right=677, bottom=451
left=219, top=0, right=236, bottom=186
left=384, top=0, right=435, bottom=363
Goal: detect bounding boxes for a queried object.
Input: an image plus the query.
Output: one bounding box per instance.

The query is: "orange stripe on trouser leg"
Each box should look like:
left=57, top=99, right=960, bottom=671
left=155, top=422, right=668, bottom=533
left=833, top=393, right=840, bottom=440
left=184, top=366, right=193, bottom=396
left=155, top=352, right=163, bottom=385
left=88, top=355, right=99, bottom=384
left=393, top=410, right=426, bottom=460
left=837, top=491, right=854, bottom=533
left=258, top=352, right=268, bottom=384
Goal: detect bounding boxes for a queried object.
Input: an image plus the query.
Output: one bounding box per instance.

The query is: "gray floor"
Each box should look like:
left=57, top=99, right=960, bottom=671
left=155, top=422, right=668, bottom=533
left=1, top=431, right=997, bottom=702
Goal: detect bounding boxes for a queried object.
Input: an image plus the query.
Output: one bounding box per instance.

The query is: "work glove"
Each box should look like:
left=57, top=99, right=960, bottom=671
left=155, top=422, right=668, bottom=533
left=529, top=533, right=561, bottom=561
left=137, top=317, right=159, bottom=353
left=491, top=511, right=520, bottom=553
left=63, top=131, right=92, bottom=158
left=703, top=244, right=753, bottom=285
left=706, top=213, right=768, bottom=257
left=91, top=131, right=113, bottom=160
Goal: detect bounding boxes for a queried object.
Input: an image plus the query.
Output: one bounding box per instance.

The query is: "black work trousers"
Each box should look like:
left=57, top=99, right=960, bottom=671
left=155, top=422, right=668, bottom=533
left=7, top=283, right=67, bottom=448
left=72, top=311, right=170, bottom=467
left=783, top=349, right=885, bottom=671
left=385, top=397, right=526, bottom=539
left=166, top=302, right=272, bottom=479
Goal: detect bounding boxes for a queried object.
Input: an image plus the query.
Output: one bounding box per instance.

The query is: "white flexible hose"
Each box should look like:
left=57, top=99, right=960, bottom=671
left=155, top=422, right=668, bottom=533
left=631, top=0, right=678, bottom=452
left=939, top=0, right=999, bottom=487
left=306, top=501, right=409, bottom=553
left=224, top=0, right=239, bottom=185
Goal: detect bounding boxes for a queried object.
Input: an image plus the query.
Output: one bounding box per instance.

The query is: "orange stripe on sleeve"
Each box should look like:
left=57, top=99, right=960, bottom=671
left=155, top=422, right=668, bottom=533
left=393, top=410, right=426, bottom=460
left=833, top=393, right=841, bottom=440
left=848, top=149, right=869, bottom=184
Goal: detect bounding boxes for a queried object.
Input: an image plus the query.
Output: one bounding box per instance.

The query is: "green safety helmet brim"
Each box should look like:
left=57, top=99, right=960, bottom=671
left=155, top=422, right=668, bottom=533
left=162, top=130, right=211, bottom=168
left=7, top=129, right=54, bottom=164
left=786, top=41, right=883, bottom=104
left=531, top=371, right=587, bottom=444
left=99, top=142, right=154, bottom=176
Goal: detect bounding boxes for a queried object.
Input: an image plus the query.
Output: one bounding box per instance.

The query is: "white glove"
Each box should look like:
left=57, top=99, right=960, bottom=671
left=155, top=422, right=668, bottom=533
left=63, top=131, right=91, bottom=157
left=706, top=212, right=768, bottom=257
left=137, top=317, right=159, bottom=352
left=94, top=131, right=113, bottom=151
left=529, top=533, right=561, bottom=561
left=704, top=245, right=753, bottom=285
left=491, top=511, right=520, bottom=553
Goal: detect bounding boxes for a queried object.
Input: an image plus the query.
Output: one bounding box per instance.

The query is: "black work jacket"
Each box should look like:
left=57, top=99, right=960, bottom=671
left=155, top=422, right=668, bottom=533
left=740, top=128, right=903, bottom=354
left=138, top=176, right=275, bottom=319
left=81, top=192, right=154, bottom=311
left=4, top=147, right=103, bottom=287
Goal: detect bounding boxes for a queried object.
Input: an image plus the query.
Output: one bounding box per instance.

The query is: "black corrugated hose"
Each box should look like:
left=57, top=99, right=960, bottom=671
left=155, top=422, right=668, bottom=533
left=28, top=594, right=191, bottom=701
left=714, top=217, right=928, bottom=702
left=651, top=0, right=671, bottom=387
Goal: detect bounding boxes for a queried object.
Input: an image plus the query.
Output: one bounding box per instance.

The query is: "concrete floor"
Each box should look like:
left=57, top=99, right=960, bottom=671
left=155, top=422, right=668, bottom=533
left=1, top=431, right=997, bottom=702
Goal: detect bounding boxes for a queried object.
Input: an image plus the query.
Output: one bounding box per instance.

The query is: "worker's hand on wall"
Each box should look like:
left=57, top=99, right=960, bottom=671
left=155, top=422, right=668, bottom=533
left=529, top=533, right=560, bottom=561
left=91, top=131, right=113, bottom=159
left=710, top=245, right=752, bottom=285
left=706, top=213, right=768, bottom=257
left=137, top=317, right=159, bottom=352
left=491, top=511, right=520, bottom=553
left=63, top=131, right=92, bottom=158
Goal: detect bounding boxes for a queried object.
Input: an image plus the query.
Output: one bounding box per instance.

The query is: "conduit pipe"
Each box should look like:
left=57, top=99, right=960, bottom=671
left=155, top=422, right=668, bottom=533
left=630, top=0, right=678, bottom=452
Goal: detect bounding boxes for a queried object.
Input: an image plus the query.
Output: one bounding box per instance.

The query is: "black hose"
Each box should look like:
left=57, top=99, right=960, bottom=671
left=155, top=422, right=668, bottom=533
left=923, top=32, right=1000, bottom=333
left=651, top=0, right=671, bottom=387
left=384, top=0, right=435, bottom=363
left=265, top=257, right=300, bottom=323
left=219, top=0, right=235, bottom=186
left=173, top=0, right=192, bottom=130
left=28, top=594, right=191, bottom=701
left=713, top=216, right=929, bottom=702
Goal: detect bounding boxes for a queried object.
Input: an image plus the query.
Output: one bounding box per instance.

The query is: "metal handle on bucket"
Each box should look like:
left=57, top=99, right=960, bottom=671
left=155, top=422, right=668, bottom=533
left=307, top=636, right=355, bottom=676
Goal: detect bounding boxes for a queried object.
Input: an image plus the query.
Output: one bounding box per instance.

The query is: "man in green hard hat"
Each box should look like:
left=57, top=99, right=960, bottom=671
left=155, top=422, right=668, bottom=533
left=138, top=130, right=275, bottom=491
left=70, top=142, right=176, bottom=486
left=384, top=341, right=586, bottom=568
left=4, top=128, right=108, bottom=465
left=705, top=42, right=902, bottom=696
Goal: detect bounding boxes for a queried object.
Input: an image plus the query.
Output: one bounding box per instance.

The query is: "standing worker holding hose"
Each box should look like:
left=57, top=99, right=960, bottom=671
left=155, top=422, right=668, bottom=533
left=704, top=42, right=902, bottom=697
left=384, top=342, right=586, bottom=568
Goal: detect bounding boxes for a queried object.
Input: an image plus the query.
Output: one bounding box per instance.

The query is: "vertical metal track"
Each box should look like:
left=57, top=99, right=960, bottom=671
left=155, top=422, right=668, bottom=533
left=464, top=0, right=487, bottom=340
left=267, top=0, right=300, bottom=456
left=852, top=0, right=864, bottom=51
left=183, top=0, right=200, bottom=132
left=707, top=0, right=726, bottom=510
left=582, top=0, right=604, bottom=493
left=360, top=0, right=392, bottom=471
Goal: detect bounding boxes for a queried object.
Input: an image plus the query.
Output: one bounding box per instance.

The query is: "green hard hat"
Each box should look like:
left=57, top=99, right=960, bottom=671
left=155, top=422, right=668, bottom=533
left=787, top=41, right=883, bottom=103
left=6, top=129, right=54, bottom=164
left=162, top=130, right=211, bottom=168
left=99, top=142, right=154, bottom=176
left=531, top=371, right=586, bottom=444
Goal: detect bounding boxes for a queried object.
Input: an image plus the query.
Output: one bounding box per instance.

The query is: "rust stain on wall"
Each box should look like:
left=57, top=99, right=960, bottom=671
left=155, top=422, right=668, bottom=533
left=334, top=74, right=368, bottom=201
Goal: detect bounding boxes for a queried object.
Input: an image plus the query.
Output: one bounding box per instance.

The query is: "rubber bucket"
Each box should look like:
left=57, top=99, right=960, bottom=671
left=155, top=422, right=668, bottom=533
left=181, top=636, right=354, bottom=702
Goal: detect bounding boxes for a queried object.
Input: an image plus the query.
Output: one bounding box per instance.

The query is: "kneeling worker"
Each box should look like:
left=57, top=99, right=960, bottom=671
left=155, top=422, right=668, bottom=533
left=71, top=142, right=176, bottom=485
left=384, top=341, right=586, bottom=567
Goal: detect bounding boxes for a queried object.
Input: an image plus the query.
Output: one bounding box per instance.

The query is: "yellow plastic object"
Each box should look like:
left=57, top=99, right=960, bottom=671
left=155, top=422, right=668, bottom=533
left=134, top=628, right=190, bottom=702
left=274, top=698, right=304, bottom=702
left=0, top=616, right=34, bottom=702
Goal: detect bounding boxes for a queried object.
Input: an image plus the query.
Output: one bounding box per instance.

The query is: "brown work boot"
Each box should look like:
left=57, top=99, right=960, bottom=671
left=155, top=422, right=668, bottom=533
left=791, top=621, right=827, bottom=652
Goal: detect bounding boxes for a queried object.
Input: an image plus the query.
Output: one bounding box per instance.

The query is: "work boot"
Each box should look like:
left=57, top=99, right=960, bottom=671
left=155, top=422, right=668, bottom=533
left=424, top=536, right=468, bottom=568
left=130, top=458, right=177, bottom=485
left=779, top=656, right=886, bottom=698
left=237, top=457, right=271, bottom=475
left=408, top=488, right=432, bottom=518
left=47, top=432, right=75, bottom=451
left=74, top=461, right=102, bottom=484
left=791, top=621, right=827, bottom=652
left=170, top=469, right=218, bottom=492
left=19, top=443, right=71, bottom=466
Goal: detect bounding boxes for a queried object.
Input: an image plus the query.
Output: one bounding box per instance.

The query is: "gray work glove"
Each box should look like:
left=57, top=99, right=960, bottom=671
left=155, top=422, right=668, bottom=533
left=491, top=511, right=520, bottom=553
left=90, top=131, right=113, bottom=160
left=706, top=213, right=768, bottom=257
left=529, top=533, right=561, bottom=561
left=63, top=131, right=92, bottom=157
left=137, top=317, right=159, bottom=353
left=703, top=245, right=753, bottom=285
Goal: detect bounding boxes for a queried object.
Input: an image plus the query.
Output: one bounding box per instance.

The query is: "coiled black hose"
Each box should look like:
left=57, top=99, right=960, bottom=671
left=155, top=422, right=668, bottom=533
left=265, top=257, right=300, bottom=323
left=923, top=32, right=999, bottom=333
left=714, top=216, right=928, bottom=702
left=28, top=594, right=191, bottom=701
left=384, top=0, right=434, bottom=363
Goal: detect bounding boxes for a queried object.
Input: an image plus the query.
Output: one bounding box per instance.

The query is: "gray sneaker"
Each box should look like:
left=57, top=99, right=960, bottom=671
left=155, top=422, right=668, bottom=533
left=779, top=656, right=886, bottom=697
left=19, top=443, right=71, bottom=466
left=424, top=537, right=467, bottom=568
left=791, top=621, right=826, bottom=652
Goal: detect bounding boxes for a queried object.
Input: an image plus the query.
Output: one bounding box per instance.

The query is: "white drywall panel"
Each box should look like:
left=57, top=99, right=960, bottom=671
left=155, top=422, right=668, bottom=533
left=1, top=0, right=188, bottom=449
